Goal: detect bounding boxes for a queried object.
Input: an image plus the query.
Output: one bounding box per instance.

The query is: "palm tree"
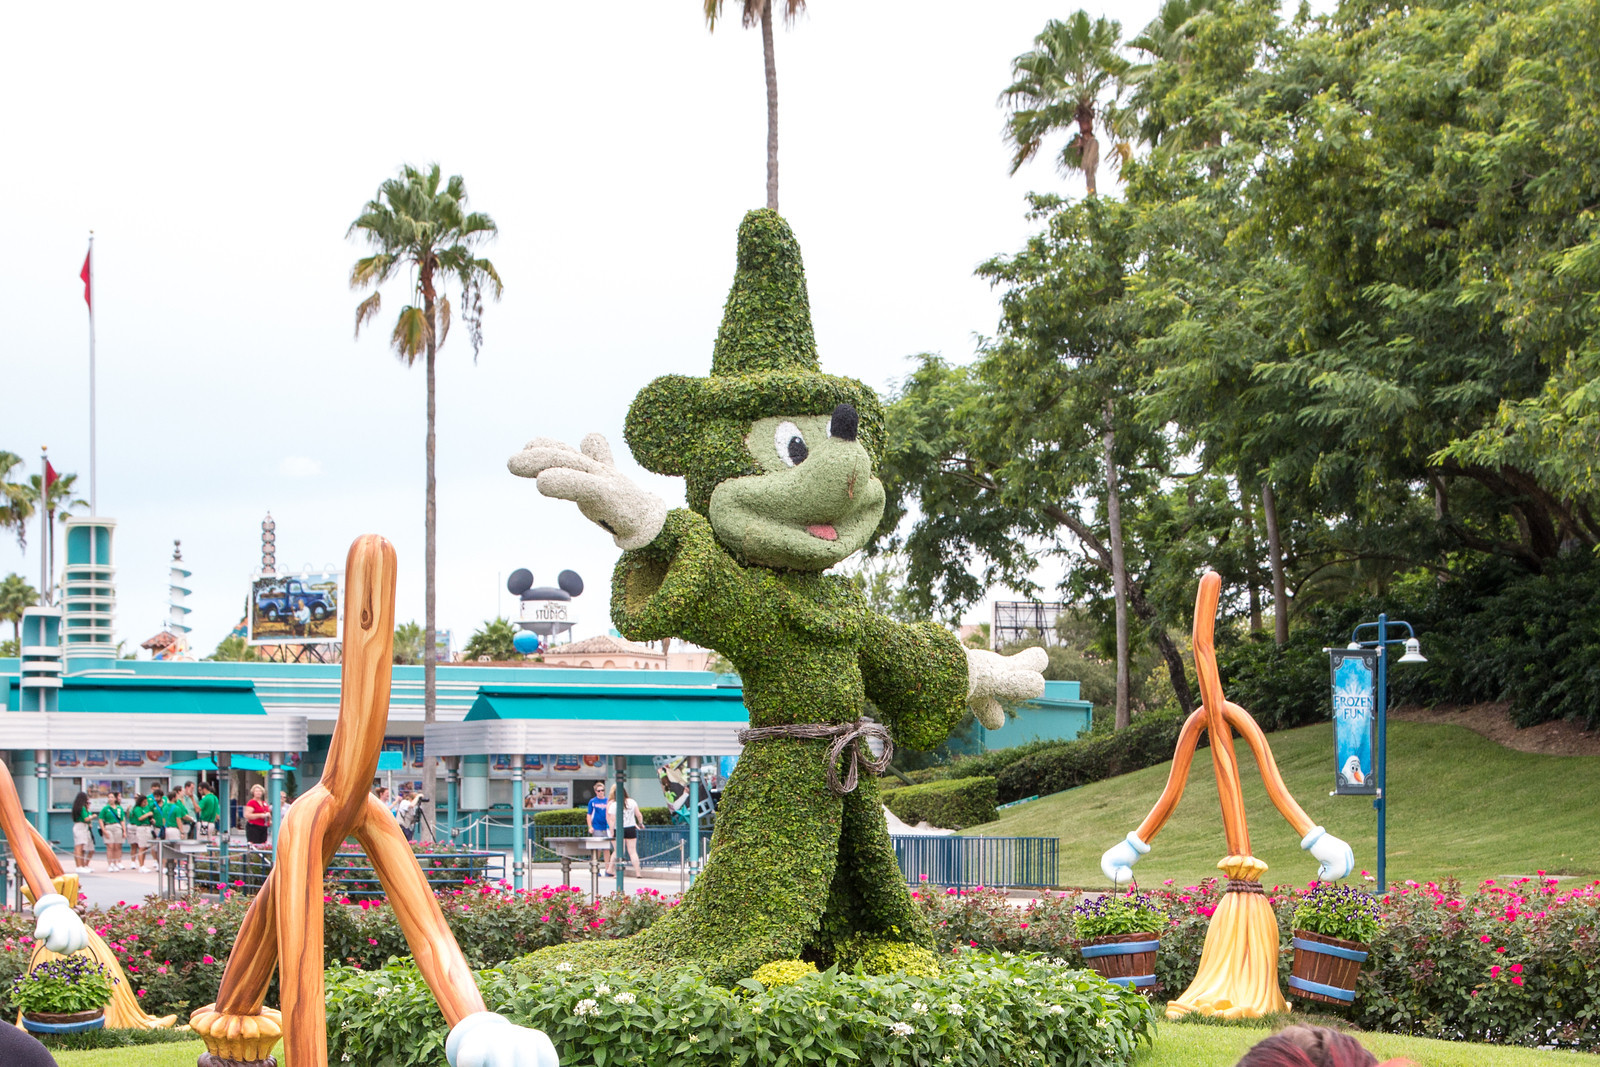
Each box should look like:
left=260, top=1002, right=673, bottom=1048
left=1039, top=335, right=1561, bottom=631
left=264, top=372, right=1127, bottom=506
left=1000, top=13, right=1130, bottom=196
left=704, top=0, right=807, bottom=211
left=28, top=470, right=88, bottom=604
left=0, top=452, right=36, bottom=550
left=348, top=164, right=503, bottom=813
left=393, top=621, right=425, bottom=665
left=0, top=573, right=38, bottom=645
left=1124, top=0, right=1217, bottom=150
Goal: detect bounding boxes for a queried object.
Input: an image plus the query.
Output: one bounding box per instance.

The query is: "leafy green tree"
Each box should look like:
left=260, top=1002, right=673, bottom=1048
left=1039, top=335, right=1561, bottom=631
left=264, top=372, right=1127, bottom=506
left=462, top=617, right=519, bottom=662
left=0, top=452, right=35, bottom=550
left=0, top=573, right=39, bottom=645
left=1000, top=12, right=1130, bottom=195
left=392, top=620, right=425, bottom=665
left=843, top=554, right=928, bottom=625
left=704, top=0, right=807, bottom=211
left=349, top=163, right=503, bottom=811
left=207, top=635, right=260, bottom=662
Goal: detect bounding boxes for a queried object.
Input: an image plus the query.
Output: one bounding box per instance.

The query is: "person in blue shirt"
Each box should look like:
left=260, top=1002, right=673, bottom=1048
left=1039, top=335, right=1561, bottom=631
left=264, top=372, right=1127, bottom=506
left=586, top=781, right=609, bottom=839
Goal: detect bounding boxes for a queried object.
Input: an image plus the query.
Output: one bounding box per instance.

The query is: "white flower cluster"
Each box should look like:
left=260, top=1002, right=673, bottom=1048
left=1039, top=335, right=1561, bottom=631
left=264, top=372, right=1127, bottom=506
left=555, top=961, right=573, bottom=973
left=910, top=1001, right=929, bottom=1015
left=574, top=998, right=599, bottom=1018
left=946, top=1001, right=965, bottom=1017
left=594, top=982, right=612, bottom=996
left=1047, top=1004, right=1066, bottom=1016
left=613, top=992, right=636, bottom=1005
left=888, top=1021, right=915, bottom=1037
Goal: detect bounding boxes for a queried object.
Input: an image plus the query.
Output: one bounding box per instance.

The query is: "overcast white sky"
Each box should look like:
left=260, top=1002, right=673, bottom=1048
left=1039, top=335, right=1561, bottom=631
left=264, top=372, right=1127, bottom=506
left=1, top=1, right=1173, bottom=656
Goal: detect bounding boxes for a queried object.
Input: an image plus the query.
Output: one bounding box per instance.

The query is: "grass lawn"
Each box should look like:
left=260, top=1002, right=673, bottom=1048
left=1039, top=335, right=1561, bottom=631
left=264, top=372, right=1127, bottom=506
left=42, top=1028, right=1589, bottom=1066
left=1135, top=1018, right=1593, bottom=1065
left=968, top=721, right=1600, bottom=889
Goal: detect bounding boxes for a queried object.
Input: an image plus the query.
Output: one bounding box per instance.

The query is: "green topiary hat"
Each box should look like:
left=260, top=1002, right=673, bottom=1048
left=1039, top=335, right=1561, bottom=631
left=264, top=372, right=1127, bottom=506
left=626, top=209, right=885, bottom=515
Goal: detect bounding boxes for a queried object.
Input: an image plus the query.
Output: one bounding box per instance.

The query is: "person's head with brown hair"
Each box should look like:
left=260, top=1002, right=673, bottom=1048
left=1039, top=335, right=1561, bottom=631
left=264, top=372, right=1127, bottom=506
left=1236, top=1026, right=1413, bottom=1067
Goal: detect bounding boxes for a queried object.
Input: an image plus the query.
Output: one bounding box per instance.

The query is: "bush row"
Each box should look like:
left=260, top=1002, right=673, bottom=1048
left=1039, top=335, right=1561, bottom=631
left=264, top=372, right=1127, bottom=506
left=994, top=709, right=1187, bottom=803
left=882, top=776, right=998, bottom=829
left=0, top=882, right=674, bottom=1022
left=325, top=950, right=1155, bottom=1067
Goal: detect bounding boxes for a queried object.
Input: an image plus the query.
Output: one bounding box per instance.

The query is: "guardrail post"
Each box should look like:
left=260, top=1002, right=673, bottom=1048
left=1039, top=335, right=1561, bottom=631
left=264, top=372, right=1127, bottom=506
left=511, top=762, right=526, bottom=890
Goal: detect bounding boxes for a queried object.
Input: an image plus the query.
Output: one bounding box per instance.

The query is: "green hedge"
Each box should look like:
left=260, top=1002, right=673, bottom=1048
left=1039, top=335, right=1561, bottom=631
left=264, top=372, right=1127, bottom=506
left=325, top=951, right=1155, bottom=1067
left=883, top=776, right=998, bottom=830
left=995, top=710, right=1186, bottom=803
left=529, top=806, right=674, bottom=829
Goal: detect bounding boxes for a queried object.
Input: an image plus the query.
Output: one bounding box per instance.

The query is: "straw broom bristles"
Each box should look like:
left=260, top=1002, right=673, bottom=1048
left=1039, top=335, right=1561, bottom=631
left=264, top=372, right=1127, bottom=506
left=1166, top=857, right=1289, bottom=1020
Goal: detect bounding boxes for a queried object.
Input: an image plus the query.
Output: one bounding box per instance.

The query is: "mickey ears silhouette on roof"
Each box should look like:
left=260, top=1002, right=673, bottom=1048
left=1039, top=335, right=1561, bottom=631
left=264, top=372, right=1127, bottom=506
left=506, top=568, right=584, bottom=599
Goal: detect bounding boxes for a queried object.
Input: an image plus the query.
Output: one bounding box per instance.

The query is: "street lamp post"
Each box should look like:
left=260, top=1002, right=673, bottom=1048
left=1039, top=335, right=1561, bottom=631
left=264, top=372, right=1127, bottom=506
left=1347, top=613, right=1426, bottom=892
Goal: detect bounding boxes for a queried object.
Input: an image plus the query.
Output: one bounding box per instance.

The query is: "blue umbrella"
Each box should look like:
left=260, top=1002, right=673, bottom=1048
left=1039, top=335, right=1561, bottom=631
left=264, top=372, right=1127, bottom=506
left=165, top=755, right=274, bottom=772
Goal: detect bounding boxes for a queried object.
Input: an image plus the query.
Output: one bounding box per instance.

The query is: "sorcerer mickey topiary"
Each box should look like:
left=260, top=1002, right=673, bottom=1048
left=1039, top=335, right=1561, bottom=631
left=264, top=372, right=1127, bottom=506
left=507, top=209, right=1048, bottom=984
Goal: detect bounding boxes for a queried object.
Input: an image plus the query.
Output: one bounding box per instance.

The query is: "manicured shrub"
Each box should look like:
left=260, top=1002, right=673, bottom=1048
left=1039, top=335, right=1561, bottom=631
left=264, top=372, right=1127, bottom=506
left=995, top=709, right=1186, bottom=803
left=749, top=959, right=816, bottom=988
left=834, top=935, right=942, bottom=977
left=883, top=775, right=998, bottom=829
left=325, top=950, right=1156, bottom=1067
left=530, top=805, right=676, bottom=829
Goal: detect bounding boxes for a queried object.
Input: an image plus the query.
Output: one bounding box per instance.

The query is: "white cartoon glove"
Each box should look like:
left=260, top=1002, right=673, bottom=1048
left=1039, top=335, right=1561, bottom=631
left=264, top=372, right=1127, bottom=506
left=965, top=646, right=1048, bottom=730
left=1100, top=832, right=1151, bottom=887
left=33, top=893, right=89, bottom=954
left=446, top=1011, right=560, bottom=1067
left=508, top=433, right=667, bottom=551
left=1301, top=826, right=1355, bottom=881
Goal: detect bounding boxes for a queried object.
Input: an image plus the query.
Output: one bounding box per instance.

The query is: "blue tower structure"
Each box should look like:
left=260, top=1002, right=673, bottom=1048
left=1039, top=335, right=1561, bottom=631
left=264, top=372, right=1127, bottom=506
left=61, top=516, right=117, bottom=669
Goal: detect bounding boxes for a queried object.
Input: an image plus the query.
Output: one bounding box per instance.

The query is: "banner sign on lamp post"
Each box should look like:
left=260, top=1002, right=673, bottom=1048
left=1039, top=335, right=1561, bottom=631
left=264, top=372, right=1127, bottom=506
left=1330, top=648, right=1379, bottom=795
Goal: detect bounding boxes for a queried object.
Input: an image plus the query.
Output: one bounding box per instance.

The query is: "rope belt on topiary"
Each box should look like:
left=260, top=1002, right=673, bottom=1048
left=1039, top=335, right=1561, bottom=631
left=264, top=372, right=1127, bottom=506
left=736, top=719, right=894, bottom=795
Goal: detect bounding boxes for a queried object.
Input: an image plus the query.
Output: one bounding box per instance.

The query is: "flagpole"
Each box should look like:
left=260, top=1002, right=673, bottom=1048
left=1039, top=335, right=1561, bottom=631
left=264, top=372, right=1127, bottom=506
left=87, top=231, right=97, bottom=516
left=40, top=446, right=49, bottom=605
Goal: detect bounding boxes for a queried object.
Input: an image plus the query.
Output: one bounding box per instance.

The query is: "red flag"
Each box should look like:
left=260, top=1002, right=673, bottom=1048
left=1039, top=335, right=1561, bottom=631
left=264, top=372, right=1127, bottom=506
left=45, top=461, right=59, bottom=496
left=80, top=250, right=92, bottom=310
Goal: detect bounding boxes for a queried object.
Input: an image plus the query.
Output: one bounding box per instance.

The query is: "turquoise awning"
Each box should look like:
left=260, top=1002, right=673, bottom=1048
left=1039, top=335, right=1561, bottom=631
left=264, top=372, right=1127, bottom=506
left=464, top=685, right=747, bottom=723
left=56, top=677, right=267, bottom=717
left=431, top=684, right=749, bottom=756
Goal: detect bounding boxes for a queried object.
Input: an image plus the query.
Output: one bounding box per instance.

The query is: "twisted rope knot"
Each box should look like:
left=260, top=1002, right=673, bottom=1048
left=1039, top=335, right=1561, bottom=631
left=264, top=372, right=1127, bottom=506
left=736, top=719, right=894, bottom=796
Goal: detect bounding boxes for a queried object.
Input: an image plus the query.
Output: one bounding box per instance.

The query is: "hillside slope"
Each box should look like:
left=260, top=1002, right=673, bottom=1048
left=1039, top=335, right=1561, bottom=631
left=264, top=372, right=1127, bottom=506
left=966, top=721, right=1600, bottom=889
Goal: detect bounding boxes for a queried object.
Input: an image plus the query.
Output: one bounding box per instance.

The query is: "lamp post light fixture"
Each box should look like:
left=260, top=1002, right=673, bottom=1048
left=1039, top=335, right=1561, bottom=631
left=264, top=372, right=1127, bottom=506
left=1347, top=614, right=1425, bottom=892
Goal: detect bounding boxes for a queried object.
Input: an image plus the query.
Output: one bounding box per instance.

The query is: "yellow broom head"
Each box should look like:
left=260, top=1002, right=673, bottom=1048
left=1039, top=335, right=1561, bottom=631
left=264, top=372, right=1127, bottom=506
left=1165, top=857, right=1288, bottom=1020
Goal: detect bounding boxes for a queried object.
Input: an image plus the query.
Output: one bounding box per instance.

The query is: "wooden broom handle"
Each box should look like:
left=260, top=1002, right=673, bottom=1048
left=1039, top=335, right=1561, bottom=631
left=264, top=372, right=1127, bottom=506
left=0, top=762, right=60, bottom=903
left=1135, top=708, right=1208, bottom=843
left=1224, top=700, right=1315, bottom=838
left=1195, top=572, right=1251, bottom=857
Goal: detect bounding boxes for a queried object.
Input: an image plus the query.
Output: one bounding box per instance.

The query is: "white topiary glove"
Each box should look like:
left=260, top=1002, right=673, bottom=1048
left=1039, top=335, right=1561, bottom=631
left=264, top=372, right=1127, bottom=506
left=446, top=1011, right=560, bottom=1067
left=507, top=433, right=667, bottom=551
left=1301, top=826, right=1355, bottom=881
left=33, top=893, right=89, bottom=954
left=965, top=646, right=1048, bottom=729
left=1100, top=832, right=1151, bottom=887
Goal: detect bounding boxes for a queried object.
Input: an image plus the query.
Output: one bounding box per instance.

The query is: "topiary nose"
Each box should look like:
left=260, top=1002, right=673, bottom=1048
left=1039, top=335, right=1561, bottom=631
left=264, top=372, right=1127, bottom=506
left=830, top=403, right=858, bottom=442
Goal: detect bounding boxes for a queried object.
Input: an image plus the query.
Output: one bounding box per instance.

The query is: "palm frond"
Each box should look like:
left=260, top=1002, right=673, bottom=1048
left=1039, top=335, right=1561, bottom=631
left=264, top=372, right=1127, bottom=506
left=354, top=292, right=383, bottom=338
left=391, top=305, right=432, bottom=365
left=437, top=294, right=452, bottom=350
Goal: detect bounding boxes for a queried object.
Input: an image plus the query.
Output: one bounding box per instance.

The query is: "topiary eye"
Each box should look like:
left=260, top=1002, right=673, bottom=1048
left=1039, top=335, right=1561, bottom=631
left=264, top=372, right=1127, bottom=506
left=774, top=421, right=808, bottom=467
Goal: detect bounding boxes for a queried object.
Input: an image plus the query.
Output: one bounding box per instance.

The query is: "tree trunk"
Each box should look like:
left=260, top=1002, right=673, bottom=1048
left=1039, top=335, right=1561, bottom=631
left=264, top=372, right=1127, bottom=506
left=1078, top=103, right=1100, bottom=197
left=1262, top=482, right=1288, bottom=647
left=1241, top=489, right=1262, bottom=632
left=422, top=284, right=440, bottom=829
left=761, top=2, right=780, bottom=212
left=1104, top=399, right=1130, bottom=731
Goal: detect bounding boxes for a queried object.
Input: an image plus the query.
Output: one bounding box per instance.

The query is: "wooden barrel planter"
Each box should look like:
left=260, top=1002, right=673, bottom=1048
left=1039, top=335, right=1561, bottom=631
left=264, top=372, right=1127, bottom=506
left=22, top=1007, right=106, bottom=1033
left=1289, top=930, right=1369, bottom=1006
left=1079, top=932, right=1159, bottom=990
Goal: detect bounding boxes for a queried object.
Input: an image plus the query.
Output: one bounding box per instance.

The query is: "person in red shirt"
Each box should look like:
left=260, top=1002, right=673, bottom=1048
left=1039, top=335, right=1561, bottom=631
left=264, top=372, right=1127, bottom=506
left=244, top=784, right=272, bottom=848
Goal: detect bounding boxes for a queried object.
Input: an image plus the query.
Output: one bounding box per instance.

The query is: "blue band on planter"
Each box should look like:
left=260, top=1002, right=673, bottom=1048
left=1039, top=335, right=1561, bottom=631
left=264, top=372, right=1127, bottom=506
left=1288, top=975, right=1357, bottom=1002
left=21, top=1015, right=107, bottom=1034
left=1292, top=937, right=1369, bottom=962
left=1107, top=974, right=1157, bottom=988
left=1080, top=940, right=1160, bottom=958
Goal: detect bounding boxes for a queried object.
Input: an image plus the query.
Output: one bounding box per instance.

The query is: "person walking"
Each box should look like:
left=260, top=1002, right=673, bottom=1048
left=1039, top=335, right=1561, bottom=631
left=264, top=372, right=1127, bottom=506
left=130, top=793, right=156, bottom=871
left=606, top=789, right=643, bottom=879
left=100, top=791, right=128, bottom=871
left=244, top=784, right=272, bottom=848
left=180, top=781, right=201, bottom=840
left=163, top=788, right=191, bottom=843
left=197, top=781, right=222, bottom=842
left=70, top=791, right=97, bottom=874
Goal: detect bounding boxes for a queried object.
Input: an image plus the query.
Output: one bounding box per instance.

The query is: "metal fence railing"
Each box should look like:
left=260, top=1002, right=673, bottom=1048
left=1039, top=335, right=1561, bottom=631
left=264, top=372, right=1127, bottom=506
left=189, top=846, right=504, bottom=899
left=891, top=835, right=1058, bottom=889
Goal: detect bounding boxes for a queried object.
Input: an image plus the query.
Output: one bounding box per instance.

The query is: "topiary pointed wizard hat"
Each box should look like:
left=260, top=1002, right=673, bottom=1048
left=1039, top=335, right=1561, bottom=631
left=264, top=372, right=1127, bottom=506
left=625, top=209, right=885, bottom=515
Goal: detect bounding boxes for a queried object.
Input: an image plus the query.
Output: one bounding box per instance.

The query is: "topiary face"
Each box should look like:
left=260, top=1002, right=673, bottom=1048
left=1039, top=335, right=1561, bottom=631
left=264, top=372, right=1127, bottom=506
left=707, top=405, right=885, bottom=571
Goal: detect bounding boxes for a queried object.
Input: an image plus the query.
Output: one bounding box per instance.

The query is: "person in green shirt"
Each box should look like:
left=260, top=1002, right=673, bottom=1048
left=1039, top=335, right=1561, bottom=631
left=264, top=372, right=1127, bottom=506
left=100, top=791, right=128, bottom=871
left=163, top=793, right=190, bottom=842
left=197, top=782, right=221, bottom=842
left=70, top=791, right=97, bottom=874
left=130, top=794, right=156, bottom=871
